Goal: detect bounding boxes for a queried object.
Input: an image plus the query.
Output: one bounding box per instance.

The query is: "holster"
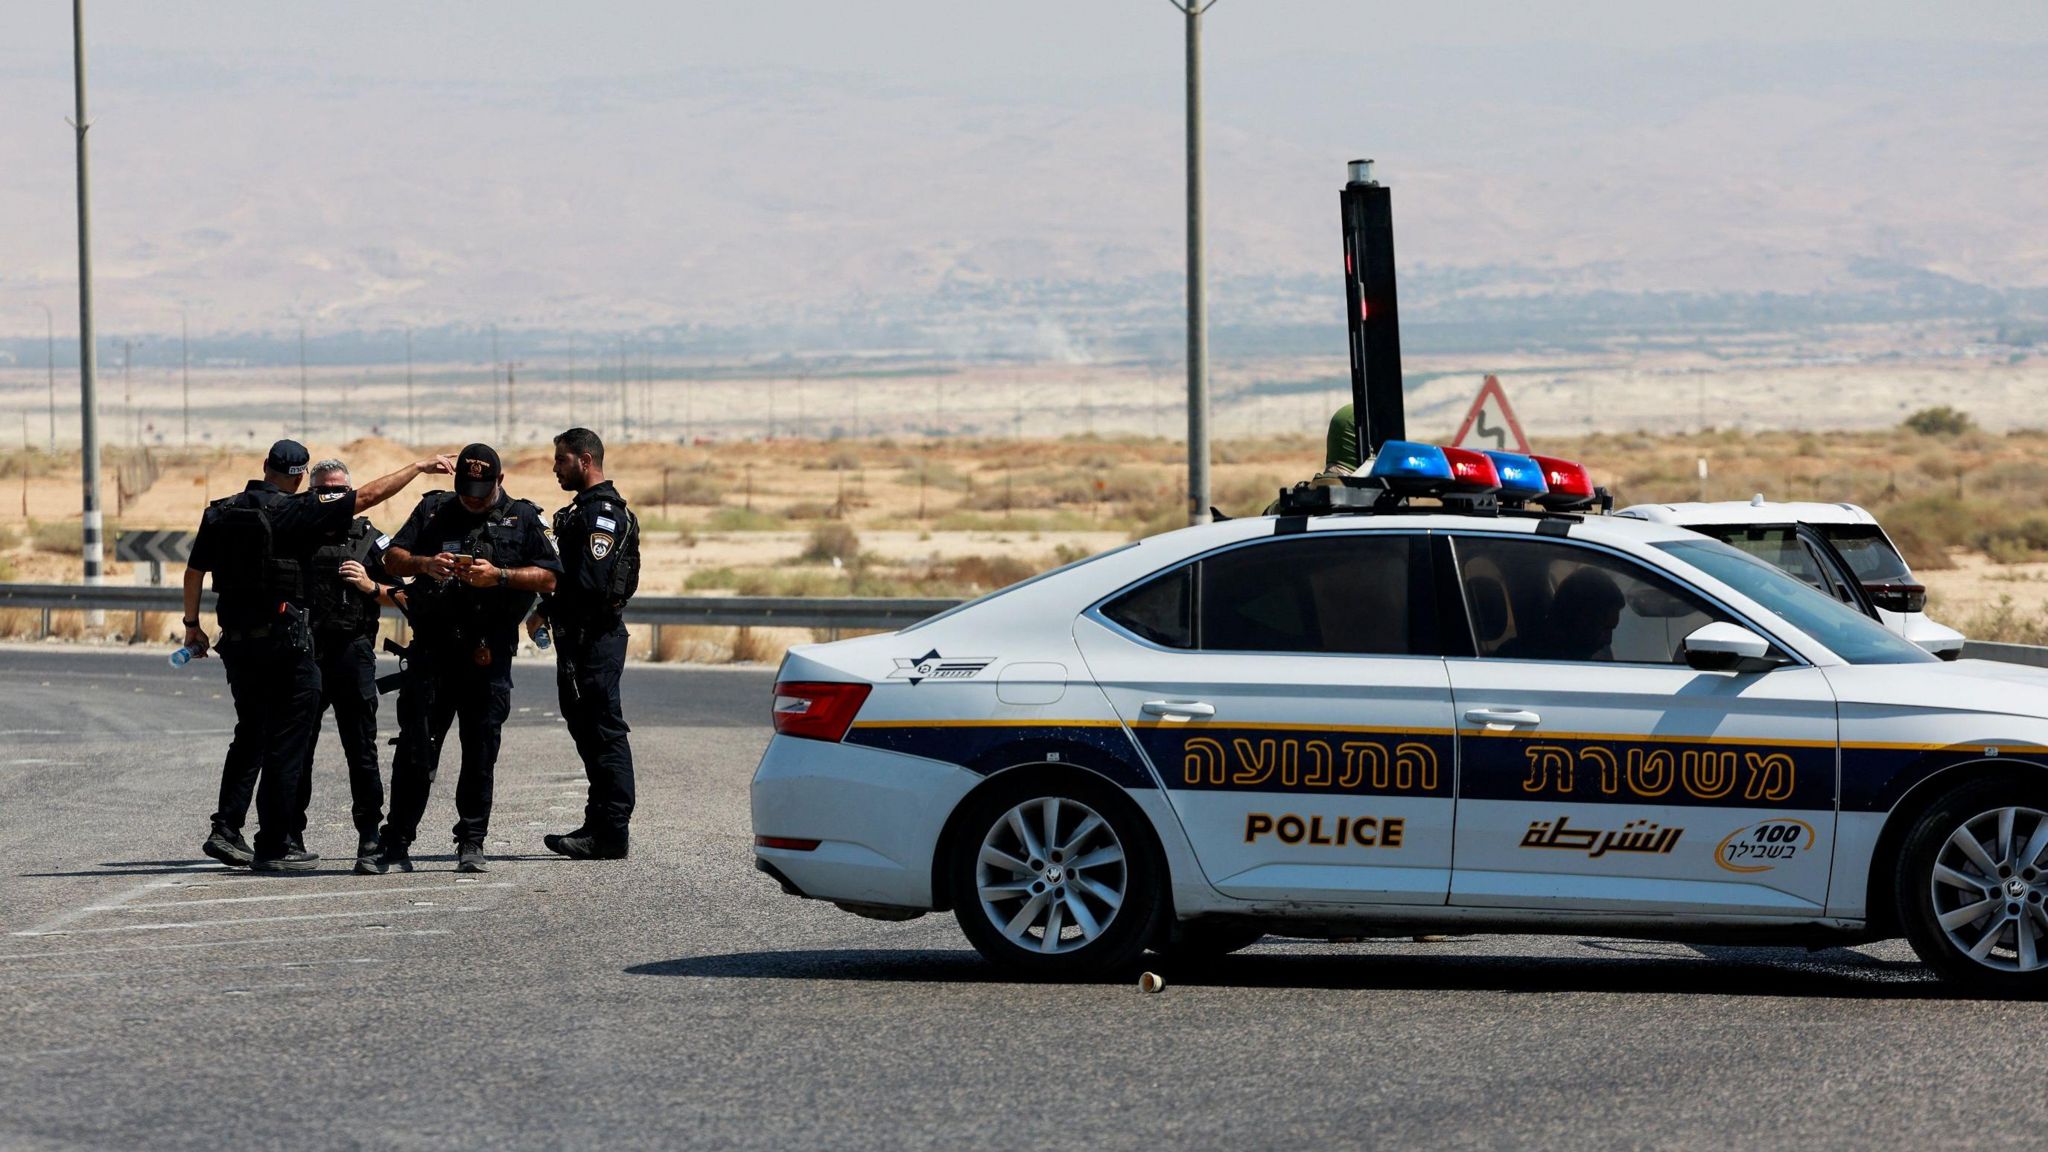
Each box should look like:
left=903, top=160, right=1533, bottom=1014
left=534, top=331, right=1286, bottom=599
left=376, top=636, right=411, bottom=695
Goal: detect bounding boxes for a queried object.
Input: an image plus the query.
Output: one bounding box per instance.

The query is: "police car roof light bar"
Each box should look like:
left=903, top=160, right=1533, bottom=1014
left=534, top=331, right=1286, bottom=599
left=1531, top=454, right=1596, bottom=510
left=1483, top=451, right=1549, bottom=506
left=1367, top=440, right=1451, bottom=494
left=1440, top=446, right=1502, bottom=493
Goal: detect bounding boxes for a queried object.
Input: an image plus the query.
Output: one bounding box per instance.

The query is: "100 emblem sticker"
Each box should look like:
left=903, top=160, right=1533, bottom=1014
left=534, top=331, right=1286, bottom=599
left=1714, top=818, right=1816, bottom=873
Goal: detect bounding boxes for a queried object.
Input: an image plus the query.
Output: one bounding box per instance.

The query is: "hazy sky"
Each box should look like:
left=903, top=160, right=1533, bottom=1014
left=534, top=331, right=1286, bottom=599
left=8, top=1, right=2043, bottom=86
left=2, top=2, right=2042, bottom=341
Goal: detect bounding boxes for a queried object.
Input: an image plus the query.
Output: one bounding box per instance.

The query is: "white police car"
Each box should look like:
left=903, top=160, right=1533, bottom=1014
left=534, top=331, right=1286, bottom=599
left=753, top=445, right=2048, bottom=995
left=1616, top=496, right=1965, bottom=659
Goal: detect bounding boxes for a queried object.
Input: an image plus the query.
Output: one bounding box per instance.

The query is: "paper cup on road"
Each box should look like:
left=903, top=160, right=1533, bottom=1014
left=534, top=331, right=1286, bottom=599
left=1138, top=971, right=1165, bottom=994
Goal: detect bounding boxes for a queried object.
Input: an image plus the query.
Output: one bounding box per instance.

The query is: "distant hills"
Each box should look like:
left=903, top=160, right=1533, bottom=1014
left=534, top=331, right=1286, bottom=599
left=1, top=38, right=2042, bottom=362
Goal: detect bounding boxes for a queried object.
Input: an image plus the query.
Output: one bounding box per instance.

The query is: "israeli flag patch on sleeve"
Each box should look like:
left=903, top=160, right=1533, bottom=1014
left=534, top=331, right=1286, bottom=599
left=595, top=515, right=617, bottom=532
left=375, top=533, right=391, bottom=549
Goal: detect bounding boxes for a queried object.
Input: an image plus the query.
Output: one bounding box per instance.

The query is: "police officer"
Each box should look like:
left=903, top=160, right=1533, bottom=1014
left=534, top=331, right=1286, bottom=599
left=184, top=440, right=452, bottom=872
left=298, top=458, right=400, bottom=874
left=375, top=443, right=561, bottom=874
left=535, top=428, right=639, bottom=860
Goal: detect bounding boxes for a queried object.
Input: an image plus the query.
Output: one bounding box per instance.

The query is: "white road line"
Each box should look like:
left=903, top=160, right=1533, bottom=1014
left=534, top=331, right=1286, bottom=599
left=22, top=957, right=385, bottom=982
left=19, top=877, right=177, bottom=937
left=0, top=928, right=454, bottom=962
left=12, top=904, right=479, bottom=937
left=99, top=882, right=511, bottom=910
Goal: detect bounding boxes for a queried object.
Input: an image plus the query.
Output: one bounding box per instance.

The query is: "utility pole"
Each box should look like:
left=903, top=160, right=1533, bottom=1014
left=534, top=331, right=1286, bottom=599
left=567, top=338, right=577, bottom=429
left=1170, top=0, right=1219, bottom=526
left=70, top=0, right=105, bottom=598
left=506, top=362, right=517, bottom=443
left=298, top=319, right=309, bottom=439
left=489, top=324, right=501, bottom=443
left=404, top=326, right=416, bottom=446
left=122, top=339, right=131, bottom=446
left=38, top=303, right=55, bottom=452
left=618, top=336, right=629, bottom=440
left=180, top=309, right=190, bottom=447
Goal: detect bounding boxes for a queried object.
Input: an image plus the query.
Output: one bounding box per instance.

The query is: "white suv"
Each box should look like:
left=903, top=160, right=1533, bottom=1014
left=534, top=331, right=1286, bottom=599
left=1616, top=497, right=1964, bottom=659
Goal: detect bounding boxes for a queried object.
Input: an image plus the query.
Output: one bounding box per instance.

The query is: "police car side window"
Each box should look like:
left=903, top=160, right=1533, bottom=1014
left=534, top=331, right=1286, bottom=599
left=1102, top=564, right=1194, bottom=648
left=1200, top=534, right=1430, bottom=655
left=1452, top=535, right=1727, bottom=665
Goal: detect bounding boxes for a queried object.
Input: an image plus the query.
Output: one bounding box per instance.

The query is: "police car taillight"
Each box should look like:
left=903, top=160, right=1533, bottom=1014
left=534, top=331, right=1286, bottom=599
left=1367, top=441, right=1453, bottom=493
left=1530, top=455, right=1595, bottom=510
left=772, top=681, right=872, bottom=742
left=1440, top=447, right=1502, bottom=492
left=1482, top=451, right=1548, bottom=504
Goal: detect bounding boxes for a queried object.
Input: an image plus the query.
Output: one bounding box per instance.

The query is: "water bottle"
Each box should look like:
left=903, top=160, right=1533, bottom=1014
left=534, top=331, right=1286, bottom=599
left=169, top=646, right=196, bottom=668
left=534, top=625, right=551, bottom=650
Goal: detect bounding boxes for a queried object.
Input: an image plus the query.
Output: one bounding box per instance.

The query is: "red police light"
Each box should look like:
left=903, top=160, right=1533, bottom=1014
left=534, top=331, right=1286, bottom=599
left=771, top=681, right=872, bottom=742
left=1530, top=455, right=1595, bottom=509
left=1440, top=446, right=1502, bottom=492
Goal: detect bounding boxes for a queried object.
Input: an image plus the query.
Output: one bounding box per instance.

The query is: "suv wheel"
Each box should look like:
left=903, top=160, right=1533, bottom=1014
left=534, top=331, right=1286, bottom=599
left=950, top=773, right=1165, bottom=979
left=1898, top=779, right=2048, bottom=997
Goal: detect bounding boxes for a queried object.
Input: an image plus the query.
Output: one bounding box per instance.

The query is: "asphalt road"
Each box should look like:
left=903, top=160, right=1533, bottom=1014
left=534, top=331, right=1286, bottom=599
left=1, top=643, right=2040, bottom=1151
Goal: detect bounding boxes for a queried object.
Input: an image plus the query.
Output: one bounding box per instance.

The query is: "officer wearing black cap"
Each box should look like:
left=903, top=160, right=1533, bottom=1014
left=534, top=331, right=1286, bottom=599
left=535, top=428, right=639, bottom=860
left=183, top=440, right=452, bottom=872
left=375, top=443, right=561, bottom=874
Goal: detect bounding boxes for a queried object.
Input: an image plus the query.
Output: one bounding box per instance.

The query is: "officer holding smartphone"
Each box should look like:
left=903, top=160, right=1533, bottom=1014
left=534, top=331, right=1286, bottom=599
left=373, top=443, right=560, bottom=873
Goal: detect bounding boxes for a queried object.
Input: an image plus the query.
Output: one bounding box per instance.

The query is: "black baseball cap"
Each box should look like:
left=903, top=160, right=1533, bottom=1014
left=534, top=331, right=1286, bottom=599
left=455, top=443, right=502, bottom=498
left=264, top=439, right=310, bottom=476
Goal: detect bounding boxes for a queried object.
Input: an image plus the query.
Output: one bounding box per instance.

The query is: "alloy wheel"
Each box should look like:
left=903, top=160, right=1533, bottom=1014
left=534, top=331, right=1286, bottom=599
left=975, top=796, right=1127, bottom=955
left=1930, top=805, right=2048, bottom=973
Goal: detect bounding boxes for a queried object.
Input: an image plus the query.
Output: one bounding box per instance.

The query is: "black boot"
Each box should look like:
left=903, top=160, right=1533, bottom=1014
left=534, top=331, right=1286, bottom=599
left=251, top=847, right=320, bottom=873
left=353, top=831, right=382, bottom=876
left=455, top=842, right=489, bottom=873
left=373, top=831, right=413, bottom=874
left=201, top=826, right=254, bottom=868
left=544, top=831, right=628, bottom=860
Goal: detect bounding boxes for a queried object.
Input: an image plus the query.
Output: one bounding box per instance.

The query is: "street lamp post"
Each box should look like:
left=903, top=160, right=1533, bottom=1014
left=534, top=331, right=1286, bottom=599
left=37, top=303, right=55, bottom=452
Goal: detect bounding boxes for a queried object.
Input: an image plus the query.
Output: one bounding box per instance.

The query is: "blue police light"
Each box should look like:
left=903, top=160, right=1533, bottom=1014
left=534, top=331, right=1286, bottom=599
left=1482, top=451, right=1549, bottom=503
left=1368, top=441, right=1453, bottom=494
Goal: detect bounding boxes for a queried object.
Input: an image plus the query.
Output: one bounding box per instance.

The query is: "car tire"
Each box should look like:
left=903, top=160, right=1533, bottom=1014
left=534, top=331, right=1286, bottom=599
left=1151, top=921, right=1265, bottom=961
left=1897, top=778, right=2048, bottom=998
left=949, top=771, right=1166, bottom=980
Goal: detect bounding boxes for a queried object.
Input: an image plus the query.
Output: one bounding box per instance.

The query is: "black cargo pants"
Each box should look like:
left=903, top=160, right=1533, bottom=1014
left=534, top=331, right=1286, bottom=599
left=382, top=641, right=513, bottom=850
left=557, top=622, right=635, bottom=846
left=213, top=630, right=323, bottom=859
left=297, top=631, right=385, bottom=840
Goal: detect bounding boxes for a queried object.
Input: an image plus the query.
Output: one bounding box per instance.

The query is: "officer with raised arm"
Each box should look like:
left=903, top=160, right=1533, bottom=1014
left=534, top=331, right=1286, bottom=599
left=296, top=458, right=402, bottom=874
left=535, top=428, right=640, bottom=860
left=184, top=440, right=452, bottom=872
left=373, top=444, right=561, bottom=874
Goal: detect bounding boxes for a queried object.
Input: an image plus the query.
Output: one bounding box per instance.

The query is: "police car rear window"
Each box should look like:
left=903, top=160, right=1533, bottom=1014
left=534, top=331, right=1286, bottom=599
left=1103, top=534, right=1435, bottom=656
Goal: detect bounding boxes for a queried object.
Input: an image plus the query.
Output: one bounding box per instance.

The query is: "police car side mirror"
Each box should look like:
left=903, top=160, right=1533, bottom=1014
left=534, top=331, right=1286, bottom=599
left=1682, top=622, right=1783, bottom=674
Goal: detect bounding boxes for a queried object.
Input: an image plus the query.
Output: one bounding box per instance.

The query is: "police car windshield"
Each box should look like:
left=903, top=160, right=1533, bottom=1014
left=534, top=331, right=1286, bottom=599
left=899, top=543, right=1139, bottom=633
left=1655, top=539, right=1936, bottom=665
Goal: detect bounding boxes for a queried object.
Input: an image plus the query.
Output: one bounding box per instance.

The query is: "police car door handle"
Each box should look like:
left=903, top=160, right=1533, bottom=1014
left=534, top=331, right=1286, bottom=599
left=1142, top=700, right=1215, bottom=719
left=1464, top=708, right=1542, bottom=730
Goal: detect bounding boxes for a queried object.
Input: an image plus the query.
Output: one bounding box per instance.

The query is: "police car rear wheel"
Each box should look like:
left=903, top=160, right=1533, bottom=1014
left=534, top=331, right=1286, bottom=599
left=1899, top=780, right=2048, bottom=997
left=951, top=775, right=1164, bottom=979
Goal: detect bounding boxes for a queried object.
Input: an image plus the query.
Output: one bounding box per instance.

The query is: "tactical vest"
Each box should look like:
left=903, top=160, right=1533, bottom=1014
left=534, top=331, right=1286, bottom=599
left=206, top=492, right=303, bottom=627
left=409, top=494, right=542, bottom=642
left=552, top=497, right=640, bottom=625
left=307, top=517, right=382, bottom=636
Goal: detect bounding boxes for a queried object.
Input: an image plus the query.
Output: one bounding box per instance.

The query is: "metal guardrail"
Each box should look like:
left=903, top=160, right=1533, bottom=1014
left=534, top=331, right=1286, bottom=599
left=3, top=582, right=2043, bottom=664
left=0, top=582, right=960, bottom=642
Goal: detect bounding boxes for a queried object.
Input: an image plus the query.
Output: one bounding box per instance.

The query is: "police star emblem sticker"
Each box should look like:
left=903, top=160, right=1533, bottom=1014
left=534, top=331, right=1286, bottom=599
left=889, top=650, right=994, bottom=685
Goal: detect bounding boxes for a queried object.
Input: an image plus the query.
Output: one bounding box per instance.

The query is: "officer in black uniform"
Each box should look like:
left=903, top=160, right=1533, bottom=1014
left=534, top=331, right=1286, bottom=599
left=183, top=440, right=452, bottom=872
left=297, top=458, right=400, bottom=874
left=375, top=443, right=561, bottom=874
left=535, top=428, right=639, bottom=860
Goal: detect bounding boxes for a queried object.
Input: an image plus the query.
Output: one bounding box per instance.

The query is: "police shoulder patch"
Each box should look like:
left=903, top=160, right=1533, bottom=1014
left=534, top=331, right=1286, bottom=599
left=594, top=515, right=617, bottom=532
left=318, top=490, right=348, bottom=503
left=589, top=532, right=614, bottom=560
left=375, top=533, right=391, bottom=549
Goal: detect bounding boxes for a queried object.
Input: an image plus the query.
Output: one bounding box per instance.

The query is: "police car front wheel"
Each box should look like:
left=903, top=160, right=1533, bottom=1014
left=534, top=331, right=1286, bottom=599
left=1899, top=779, right=2048, bottom=998
left=950, top=774, right=1165, bottom=979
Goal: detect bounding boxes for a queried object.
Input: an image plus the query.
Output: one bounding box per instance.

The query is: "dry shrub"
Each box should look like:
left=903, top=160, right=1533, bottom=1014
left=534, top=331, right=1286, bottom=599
left=800, top=522, right=861, bottom=564
left=0, top=607, right=41, bottom=639
left=141, top=611, right=179, bottom=645
left=653, top=625, right=730, bottom=663
left=1956, top=596, right=2048, bottom=646
left=935, top=554, right=1036, bottom=592
left=728, top=626, right=774, bottom=664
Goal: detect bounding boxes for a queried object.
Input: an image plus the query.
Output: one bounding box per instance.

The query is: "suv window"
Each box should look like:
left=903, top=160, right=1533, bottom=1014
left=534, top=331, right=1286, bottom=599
left=1696, top=525, right=1858, bottom=605
left=1100, top=533, right=1435, bottom=656
left=1451, top=535, right=1730, bottom=664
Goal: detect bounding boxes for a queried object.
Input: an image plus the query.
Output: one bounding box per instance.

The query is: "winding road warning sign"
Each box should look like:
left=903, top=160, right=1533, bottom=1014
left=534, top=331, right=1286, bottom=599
left=1451, top=375, right=1529, bottom=454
